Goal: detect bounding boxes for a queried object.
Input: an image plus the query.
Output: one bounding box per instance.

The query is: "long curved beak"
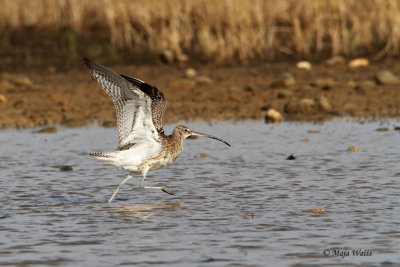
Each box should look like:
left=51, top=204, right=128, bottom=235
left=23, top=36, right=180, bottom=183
left=190, top=131, right=231, bottom=147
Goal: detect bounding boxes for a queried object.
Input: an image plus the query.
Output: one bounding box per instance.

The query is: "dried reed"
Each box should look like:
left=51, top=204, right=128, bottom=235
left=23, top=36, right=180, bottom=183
left=1, top=0, right=399, bottom=63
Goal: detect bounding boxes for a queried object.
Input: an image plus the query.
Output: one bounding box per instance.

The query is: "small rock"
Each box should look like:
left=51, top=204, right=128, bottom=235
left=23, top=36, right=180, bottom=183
left=376, top=127, right=389, bottom=132
left=296, top=61, right=312, bottom=70
left=36, top=127, right=57, bottom=134
left=284, top=98, right=315, bottom=114
left=0, top=80, right=15, bottom=90
left=301, top=137, right=309, bottom=142
left=185, top=68, right=197, bottom=78
left=308, top=130, right=319, bottom=134
left=264, top=109, right=282, bottom=124
left=315, top=96, right=332, bottom=112
left=270, top=73, right=296, bottom=88
left=102, top=121, right=116, bottom=127
left=59, top=166, right=73, bottom=172
left=286, top=154, right=296, bottom=160
left=324, top=56, right=345, bottom=66
left=394, top=127, right=400, bottom=131
left=347, top=146, right=359, bottom=152
left=0, top=94, right=7, bottom=102
left=168, top=79, right=197, bottom=89
left=356, top=80, right=376, bottom=90
left=276, top=90, right=293, bottom=99
left=348, top=58, right=369, bottom=68
left=311, top=78, right=335, bottom=90
left=302, top=208, right=326, bottom=213
left=195, top=75, right=213, bottom=85
left=62, top=118, right=86, bottom=127
left=345, top=80, right=357, bottom=88
left=1, top=73, right=33, bottom=86
left=374, top=70, right=400, bottom=85
left=200, top=152, right=212, bottom=157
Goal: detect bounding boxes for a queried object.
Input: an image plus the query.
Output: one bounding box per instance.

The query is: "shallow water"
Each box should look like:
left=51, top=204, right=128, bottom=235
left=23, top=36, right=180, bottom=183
left=1, top=120, right=400, bottom=266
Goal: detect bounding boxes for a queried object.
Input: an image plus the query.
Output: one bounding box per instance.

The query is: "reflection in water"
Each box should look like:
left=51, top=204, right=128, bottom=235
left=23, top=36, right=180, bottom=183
left=1, top=120, right=400, bottom=266
left=109, top=202, right=181, bottom=219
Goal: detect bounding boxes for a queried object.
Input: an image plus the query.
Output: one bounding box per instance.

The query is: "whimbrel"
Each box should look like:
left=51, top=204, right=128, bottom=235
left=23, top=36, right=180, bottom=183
left=83, top=58, right=230, bottom=202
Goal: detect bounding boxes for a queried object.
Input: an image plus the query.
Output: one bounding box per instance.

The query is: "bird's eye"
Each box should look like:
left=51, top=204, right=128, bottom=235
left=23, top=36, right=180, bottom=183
left=184, top=129, right=188, bottom=132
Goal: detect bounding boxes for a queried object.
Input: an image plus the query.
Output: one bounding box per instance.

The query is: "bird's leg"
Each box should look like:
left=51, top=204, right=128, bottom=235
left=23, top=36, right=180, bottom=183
left=140, top=167, right=175, bottom=195
left=108, top=174, right=133, bottom=203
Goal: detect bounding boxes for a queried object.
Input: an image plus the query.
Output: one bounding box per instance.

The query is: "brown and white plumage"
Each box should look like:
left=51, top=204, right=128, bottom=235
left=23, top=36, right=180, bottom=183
left=83, top=58, right=230, bottom=202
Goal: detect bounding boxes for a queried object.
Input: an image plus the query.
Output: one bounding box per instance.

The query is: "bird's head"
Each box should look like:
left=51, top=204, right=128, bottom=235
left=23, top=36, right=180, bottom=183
left=174, top=125, right=230, bottom=146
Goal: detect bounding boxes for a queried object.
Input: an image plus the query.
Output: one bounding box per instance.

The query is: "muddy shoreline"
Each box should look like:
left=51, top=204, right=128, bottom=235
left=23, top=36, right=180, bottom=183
left=1, top=58, right=400, bottom=129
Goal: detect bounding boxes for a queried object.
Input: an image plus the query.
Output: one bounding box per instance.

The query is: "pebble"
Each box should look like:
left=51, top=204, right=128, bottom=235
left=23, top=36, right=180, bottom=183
left=195, top=76, right=213, bottom=85
left=102, top=121, right=116, bottom=127
left=374, top=70, right=400, bottom=85
left=270, top=73, right=296, bottom=88
left=59, top=166, right=73, bottom=172
left=302, top=208, right=326, bottom=213
left=1, top=73, right=33, bottom=86
left=348, top=58, right=369, bottom=68
left=280, top=96, right=333, bottom=114
left=62, top=118, right=86, bottom=127
left=311, top=78, right=335, bottom=90
left=315, top=96, right=332, bottom=112
left=276, top=90, right=293, bottom=99
left=284, top=98, right=315, bottom=114
left=286, top=154, right=296, bottom=160
left=0, top=94, right=7, bottom=102
left=345, top=80, right=357, bottom=88
left=307, top=130, right=319, bottom=134
left=296, top=61, right=312, bottom=70
left=200, top=152, right=212, bottom=157
left=185, top=68, right=197, bottom=78
left=394, top=127, right=400, bottom=131
left=376, top=127, right=389, bottom=132
left=264, top=109, right=282, bottom=124
left=0, top=80, right=15, bottom=91
left=356, top=80, right=376, bottom=90
left=36, top=127, right=57, bottom=133
left=347, top=146, right=359, bottom=152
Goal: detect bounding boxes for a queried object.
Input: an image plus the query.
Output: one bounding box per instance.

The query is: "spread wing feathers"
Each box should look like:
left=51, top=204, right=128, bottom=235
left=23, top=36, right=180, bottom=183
left=83, top=58, right=159, bottom=147
left=120, top=74, right=167, bottom=135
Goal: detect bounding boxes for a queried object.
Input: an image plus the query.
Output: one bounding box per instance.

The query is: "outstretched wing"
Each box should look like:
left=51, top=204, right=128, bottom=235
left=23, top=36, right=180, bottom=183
left=120, top=75, right=167, bottom=135
left=83, top=58, right=159, bottom=149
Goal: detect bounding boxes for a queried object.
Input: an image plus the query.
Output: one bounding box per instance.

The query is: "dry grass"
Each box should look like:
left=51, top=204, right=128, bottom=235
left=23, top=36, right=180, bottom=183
left=1, top=0, right=400, bottom=63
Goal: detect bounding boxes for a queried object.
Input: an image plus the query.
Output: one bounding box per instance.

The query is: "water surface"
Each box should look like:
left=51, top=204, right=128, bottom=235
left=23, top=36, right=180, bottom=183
left=1, top=120, right=400, bottom=266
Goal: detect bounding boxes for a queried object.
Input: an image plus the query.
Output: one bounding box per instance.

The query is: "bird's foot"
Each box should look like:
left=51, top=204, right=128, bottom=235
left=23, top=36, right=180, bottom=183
left=162, top=187, right=175, bottom=195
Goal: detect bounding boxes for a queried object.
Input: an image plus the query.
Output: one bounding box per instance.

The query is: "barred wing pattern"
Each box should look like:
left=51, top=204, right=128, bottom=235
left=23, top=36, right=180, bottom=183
left=83, top=58, right=159, bottom=148
left=120, top=74, right=167, bottom=135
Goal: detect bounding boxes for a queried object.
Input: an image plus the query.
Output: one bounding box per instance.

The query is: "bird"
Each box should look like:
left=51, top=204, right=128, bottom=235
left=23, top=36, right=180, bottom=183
left=83, top=58, right=230, bottom=202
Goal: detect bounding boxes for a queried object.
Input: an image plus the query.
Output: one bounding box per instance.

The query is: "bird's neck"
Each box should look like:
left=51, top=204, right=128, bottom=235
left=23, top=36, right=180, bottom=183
left=164, top=131, right=185, bottom=159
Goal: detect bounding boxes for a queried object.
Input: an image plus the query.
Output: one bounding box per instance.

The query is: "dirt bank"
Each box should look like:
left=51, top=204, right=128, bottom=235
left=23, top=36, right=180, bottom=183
left=1, top=58, right=400, bottom=129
